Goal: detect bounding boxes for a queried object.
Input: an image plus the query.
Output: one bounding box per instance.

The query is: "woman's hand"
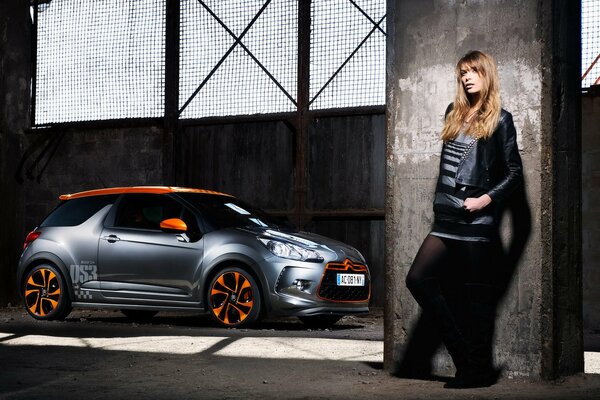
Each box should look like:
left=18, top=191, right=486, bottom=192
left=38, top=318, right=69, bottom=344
left=463, top=194, right=492, bottom=212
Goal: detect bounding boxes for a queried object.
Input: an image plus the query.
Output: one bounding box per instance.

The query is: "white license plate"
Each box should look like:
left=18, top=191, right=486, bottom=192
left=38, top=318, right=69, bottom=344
left=336, top=273, right=365, bottom=286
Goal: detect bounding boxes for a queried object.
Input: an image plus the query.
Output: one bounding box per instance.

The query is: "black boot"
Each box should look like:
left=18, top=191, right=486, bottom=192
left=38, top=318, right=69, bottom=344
left=407, top=278, right=469, bottom=376
left=396, top=311, right=441, bottom=380
left=444, top=284, right=500, bottom=389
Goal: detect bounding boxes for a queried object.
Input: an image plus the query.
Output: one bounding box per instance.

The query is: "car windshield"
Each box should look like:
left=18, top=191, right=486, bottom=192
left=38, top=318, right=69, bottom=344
left=177, top=193, right=283, bottom=231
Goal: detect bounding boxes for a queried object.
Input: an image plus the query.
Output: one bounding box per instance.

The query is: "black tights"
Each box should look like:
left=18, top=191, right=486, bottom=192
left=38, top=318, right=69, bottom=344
left=405, top=234, right=501, bottom=371
left=406, top=234, right=498, bottom=290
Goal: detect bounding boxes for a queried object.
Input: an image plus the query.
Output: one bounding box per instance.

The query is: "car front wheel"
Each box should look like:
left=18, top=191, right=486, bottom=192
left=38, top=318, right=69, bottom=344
left=23, top=264, right=71, bottom=320
left=208, top=267, right=262, bottom=328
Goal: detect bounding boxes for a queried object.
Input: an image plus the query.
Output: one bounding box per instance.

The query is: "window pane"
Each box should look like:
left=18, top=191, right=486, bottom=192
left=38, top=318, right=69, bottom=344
left=309, top=0, right=386, bottom=110
left=32, top=0, right=388, bottom=123
left=34, top=0, right=165, bottom=124
left=583, top=0, right=600, bottom=88
left=179, top=0, right=298, bottom=118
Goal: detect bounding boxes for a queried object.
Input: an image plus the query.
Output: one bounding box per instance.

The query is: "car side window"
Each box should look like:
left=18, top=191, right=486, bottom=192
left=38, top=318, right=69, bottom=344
left=41, top=195, right=118, bottom=227
left=115, top=194, right=183, bottom=231
left=181, top=208, right=201, bottom=235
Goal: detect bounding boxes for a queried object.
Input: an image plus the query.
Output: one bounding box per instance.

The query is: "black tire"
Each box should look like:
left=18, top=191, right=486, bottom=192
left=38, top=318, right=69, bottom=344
left=207, top=267, right=262, bottom=328
left=120, top=309, right=158, bottom=321
left=299, top=315, right=343, bottom=329
left=23, top=264, right=71, bottom=321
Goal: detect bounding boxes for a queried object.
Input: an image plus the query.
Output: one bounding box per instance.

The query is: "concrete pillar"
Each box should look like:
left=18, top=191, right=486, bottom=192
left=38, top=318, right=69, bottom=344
left=0, top=0, right=30, bottom=305
left=384, top=0, right=581, bottom=378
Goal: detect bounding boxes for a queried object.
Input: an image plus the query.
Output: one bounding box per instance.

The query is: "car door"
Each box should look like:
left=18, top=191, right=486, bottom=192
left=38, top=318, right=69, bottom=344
left=98, top=193, right=203, bottom=305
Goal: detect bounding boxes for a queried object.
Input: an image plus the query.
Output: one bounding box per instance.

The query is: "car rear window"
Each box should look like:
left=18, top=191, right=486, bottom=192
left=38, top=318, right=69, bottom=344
left=40, top=195, right=118, bottom=227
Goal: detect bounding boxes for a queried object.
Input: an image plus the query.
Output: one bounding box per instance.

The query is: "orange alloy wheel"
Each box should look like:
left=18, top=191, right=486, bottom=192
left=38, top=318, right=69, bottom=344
left=209, top=268, right=261, bottom=327
left=23, top=265, right=70, bottom=320
left=25, top=267, right=61, bottom=316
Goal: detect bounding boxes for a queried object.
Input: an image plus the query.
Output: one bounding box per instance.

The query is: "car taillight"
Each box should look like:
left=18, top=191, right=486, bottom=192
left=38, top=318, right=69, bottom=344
left=24, top=231, right=41, bottom=250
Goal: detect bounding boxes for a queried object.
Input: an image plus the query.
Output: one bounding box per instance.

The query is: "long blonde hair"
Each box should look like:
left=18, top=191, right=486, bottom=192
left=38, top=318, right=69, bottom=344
left=440, top=50, right=501, bottom=141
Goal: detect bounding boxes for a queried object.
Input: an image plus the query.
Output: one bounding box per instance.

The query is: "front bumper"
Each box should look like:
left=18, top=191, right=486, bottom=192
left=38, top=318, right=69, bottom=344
left=261, top=258, right=371, bottom=317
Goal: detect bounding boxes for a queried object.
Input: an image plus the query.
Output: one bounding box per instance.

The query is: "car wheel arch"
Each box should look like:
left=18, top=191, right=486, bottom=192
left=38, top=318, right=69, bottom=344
left=20, top=254, right=75, bottom=301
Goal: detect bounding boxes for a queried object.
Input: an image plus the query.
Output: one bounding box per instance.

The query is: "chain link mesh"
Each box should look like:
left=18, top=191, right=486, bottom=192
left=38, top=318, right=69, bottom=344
left=179, top=0, right=298, bottom=119
left=309, top=0, right=386, bottom=110
left=33, top=0, right=387, bottom=123
left=583, top=0, right=600, bottom=88
left=34, top=0, right=165, bottom=124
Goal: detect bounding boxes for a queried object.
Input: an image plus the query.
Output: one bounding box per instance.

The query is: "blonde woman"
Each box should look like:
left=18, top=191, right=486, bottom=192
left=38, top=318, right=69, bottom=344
left=405, top=50, right=523, bottom=388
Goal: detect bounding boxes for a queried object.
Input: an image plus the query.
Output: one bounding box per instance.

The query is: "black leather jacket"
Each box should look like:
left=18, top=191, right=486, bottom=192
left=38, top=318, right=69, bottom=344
left=444, top=104, right=523, bottom=204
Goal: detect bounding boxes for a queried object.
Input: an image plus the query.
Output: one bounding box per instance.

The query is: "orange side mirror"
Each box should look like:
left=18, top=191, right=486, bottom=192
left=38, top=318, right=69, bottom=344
left=159, top=218, right=187, bottom=233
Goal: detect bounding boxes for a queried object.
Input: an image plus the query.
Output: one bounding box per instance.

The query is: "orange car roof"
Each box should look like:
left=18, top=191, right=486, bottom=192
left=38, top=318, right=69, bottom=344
left=59, top=186, right=232, bottom=200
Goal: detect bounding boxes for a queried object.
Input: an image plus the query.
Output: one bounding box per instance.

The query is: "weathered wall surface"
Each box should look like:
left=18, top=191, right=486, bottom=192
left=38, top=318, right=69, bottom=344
left=179, top=121, right=295, bottom=210
left=19, top=127, right=165, bottom=233
left=385, top=0, right=581, bottom=378
left=583, top=91, right=600, bottom=331
left=0, top=0, right=30, bottom=305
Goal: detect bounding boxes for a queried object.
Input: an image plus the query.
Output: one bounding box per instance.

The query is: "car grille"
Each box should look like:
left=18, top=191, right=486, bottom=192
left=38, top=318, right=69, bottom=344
left=317, top=259, right=370, bottom=302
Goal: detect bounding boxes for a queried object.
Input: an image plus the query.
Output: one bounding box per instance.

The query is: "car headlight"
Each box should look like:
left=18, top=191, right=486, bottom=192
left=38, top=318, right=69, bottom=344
left=258, top=238, right=323, bottom=262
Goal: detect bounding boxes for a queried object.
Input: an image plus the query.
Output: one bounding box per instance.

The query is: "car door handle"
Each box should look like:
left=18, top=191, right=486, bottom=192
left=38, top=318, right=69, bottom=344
left=102, top=234, right=121, bottom=243
left=176, top=234, right=190, bottom=243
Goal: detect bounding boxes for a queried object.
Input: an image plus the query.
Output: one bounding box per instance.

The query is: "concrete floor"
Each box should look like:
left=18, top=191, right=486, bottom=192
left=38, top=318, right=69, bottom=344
left=1, top=307, right=599, bottom=400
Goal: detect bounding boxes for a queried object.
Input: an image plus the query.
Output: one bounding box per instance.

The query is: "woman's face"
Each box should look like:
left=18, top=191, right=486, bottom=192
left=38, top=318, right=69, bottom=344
left=460, top=66, right=483, bottom=97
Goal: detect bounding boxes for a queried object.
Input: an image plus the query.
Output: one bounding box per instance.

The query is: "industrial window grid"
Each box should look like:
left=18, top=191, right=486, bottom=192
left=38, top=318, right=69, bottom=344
left=309, top=0, right=386, bottom=110
left=583, top=0, right=600, bottom=89
left=33, top=0, right=166, bottom=125
left=32, top=0, right=386, bottom=125
left=179, top=0, right=298, bottom=119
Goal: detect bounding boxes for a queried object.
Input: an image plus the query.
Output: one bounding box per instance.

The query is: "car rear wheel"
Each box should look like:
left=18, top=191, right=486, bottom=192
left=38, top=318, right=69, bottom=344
left=23, top=264, right=71, bottom=320
left=208, top=267, right=261, bottom=328
left=299, top=315, right=343, bottom=329
left=120, top=309, right=158, bottom=321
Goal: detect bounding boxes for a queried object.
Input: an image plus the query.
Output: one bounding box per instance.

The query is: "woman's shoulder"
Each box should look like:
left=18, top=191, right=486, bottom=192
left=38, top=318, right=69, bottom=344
left=445, top=102, right=454, bottom=117
left=492, top=109, right=517, bottom=141
left=499, top=108, right=513, bottom=123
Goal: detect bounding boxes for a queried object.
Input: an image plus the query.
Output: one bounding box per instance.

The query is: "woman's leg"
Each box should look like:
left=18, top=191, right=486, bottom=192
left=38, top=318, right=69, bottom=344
left=406, top=234, right=449, bottom=287
left=464, top=239, right=501, bottom=369
left=405, top=234, right=468, bottom=374
left=445, top=239, right=502, bottom=388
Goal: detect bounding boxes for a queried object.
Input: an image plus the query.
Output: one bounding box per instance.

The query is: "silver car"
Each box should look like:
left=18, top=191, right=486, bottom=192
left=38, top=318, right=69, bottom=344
left=18, top=186, right=370, bottom=328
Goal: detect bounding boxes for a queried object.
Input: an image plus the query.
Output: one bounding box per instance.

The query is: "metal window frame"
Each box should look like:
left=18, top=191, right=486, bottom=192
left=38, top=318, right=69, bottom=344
left=30, top=0, right=386, bottom=126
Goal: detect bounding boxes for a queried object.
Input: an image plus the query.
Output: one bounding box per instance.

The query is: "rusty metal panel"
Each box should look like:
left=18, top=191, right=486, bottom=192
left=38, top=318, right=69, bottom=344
left=179, top=121, right=294, bottom=210
left=307, top=114, right=385, bottom=210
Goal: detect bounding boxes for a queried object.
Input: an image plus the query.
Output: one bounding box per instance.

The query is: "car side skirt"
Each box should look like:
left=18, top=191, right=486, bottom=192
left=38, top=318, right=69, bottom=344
left=71, top=302, right=206, bottom=313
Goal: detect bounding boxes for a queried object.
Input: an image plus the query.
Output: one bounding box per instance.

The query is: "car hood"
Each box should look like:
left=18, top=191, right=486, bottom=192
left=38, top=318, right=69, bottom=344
left=238, top=226, right=366, bottom=264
